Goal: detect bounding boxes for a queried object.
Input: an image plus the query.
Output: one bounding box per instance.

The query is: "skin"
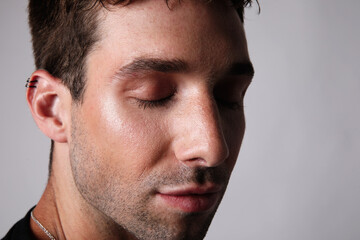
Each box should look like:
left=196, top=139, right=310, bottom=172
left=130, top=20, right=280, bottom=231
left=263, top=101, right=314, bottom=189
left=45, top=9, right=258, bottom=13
left=27, top=0, right=253, bottom=239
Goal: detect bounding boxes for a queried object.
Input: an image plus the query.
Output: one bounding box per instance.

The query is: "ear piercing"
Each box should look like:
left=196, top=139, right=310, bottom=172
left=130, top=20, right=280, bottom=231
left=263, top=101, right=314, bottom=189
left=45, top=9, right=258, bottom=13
left=25, top=78, right=38, bottom=88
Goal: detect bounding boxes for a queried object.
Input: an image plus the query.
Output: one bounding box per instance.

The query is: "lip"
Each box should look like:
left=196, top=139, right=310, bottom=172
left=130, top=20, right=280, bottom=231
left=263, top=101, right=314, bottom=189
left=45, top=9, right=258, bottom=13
left=157, top=184, right=223, bottom=213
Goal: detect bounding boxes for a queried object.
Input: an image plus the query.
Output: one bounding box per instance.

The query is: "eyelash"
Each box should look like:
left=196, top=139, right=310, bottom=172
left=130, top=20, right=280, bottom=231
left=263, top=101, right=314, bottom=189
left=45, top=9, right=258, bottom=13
left=136, top=94, right=175, bottom=109
left=135, top=88, right=247, bottom=111
left=216, top=98, right=244, bottom=111
left=216, top=89, right=247, bottom=111
left=136, top=96, right=244, bottom=111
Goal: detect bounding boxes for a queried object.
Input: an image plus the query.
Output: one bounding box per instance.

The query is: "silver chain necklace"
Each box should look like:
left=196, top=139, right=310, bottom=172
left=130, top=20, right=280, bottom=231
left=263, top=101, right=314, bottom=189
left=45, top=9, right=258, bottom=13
left=30, top=210, right=56, bottom=240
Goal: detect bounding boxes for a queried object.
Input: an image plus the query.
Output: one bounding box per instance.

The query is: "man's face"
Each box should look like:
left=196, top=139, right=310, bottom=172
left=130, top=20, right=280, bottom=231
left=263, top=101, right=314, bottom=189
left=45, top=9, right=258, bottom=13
left=69, top=0, right=253, bottom=239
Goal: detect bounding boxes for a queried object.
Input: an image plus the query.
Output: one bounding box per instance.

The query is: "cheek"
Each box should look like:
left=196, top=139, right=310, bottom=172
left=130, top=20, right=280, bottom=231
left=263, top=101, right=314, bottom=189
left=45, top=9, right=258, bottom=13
left=83, top=93, right=170, bottom=178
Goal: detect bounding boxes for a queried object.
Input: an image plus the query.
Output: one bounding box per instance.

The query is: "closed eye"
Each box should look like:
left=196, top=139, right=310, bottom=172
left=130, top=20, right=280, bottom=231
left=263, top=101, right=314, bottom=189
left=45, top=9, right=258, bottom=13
left=136, top=93, right=175, bottom=109
left=216, top=98, right=244, bottom=110
left=214, top=81, right=249, bottom=111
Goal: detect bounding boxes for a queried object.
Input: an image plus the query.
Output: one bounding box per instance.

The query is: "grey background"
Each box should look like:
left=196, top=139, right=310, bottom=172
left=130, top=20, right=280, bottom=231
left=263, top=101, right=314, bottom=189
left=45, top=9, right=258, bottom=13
left=1, top=1, right=359, bottom=239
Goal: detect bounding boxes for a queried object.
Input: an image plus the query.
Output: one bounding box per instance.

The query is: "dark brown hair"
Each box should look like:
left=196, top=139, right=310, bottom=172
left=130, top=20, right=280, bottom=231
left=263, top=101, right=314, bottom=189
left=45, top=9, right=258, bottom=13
left=28, top=0, right=256, bottom=173
left=28, top=0, right=255, bottom=100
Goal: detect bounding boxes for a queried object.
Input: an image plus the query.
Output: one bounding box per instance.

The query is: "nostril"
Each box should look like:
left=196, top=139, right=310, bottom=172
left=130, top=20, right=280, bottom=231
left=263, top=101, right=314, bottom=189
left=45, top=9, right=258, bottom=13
left=173, top=94, right=230, bottom=168
left=184, top=157, right=207, bottom=166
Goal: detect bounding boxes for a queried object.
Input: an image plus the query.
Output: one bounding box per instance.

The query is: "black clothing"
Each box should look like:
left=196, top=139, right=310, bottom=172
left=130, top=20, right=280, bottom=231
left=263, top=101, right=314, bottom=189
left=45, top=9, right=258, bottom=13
left=2, top=207, right=37, bottom=240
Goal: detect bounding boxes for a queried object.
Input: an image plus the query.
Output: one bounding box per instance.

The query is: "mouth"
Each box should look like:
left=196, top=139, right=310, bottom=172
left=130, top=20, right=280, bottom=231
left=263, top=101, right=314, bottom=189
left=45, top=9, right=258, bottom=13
left=156, top=184, right=223, bottom=213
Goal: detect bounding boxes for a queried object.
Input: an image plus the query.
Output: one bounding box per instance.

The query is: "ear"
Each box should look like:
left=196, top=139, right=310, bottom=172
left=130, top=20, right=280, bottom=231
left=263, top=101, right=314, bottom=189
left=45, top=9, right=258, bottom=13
left=26, top=70, right=71, bottom=143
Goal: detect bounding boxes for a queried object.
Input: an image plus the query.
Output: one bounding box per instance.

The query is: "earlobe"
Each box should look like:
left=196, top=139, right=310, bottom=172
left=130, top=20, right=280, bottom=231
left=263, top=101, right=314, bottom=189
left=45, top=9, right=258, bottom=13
left=26, top=70, right=71, bottom=143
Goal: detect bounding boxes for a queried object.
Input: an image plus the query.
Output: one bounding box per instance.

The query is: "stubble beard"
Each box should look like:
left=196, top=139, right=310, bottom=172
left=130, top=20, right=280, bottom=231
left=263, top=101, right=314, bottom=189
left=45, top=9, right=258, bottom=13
left=69, top=113, right=231, bottom=240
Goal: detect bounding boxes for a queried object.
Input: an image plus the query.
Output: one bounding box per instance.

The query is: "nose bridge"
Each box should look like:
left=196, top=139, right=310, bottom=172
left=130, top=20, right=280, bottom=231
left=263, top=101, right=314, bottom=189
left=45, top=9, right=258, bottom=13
left=174, top=90, right=229, bottom=167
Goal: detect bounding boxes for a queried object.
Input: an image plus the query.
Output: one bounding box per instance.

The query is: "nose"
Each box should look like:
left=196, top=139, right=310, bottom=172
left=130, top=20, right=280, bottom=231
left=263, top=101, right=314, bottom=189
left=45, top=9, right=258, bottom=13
left=173, top=91, right=229, bottom=168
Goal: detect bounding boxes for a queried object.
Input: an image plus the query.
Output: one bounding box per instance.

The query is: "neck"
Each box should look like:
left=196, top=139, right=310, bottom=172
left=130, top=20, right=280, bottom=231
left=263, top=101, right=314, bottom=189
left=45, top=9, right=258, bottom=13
left=31, top=143, right=136, bottom=240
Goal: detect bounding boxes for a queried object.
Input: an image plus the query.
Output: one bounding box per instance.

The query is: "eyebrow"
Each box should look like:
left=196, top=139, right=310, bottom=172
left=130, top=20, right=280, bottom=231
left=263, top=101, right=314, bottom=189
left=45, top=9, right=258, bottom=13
left=113, top=57, right=254, bottom=80
left=114, top=58, right=189, bottom=79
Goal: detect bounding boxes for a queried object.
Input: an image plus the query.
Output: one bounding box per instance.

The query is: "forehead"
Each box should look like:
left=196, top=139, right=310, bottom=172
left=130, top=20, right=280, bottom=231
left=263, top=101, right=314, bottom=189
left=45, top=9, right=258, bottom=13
left=89, top=0, right=249, bottom=76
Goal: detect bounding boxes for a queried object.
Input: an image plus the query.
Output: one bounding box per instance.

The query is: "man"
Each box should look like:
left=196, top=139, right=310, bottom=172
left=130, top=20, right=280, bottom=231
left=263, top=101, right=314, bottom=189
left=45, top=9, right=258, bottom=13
left=3, top=0, right=255, bottom=239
